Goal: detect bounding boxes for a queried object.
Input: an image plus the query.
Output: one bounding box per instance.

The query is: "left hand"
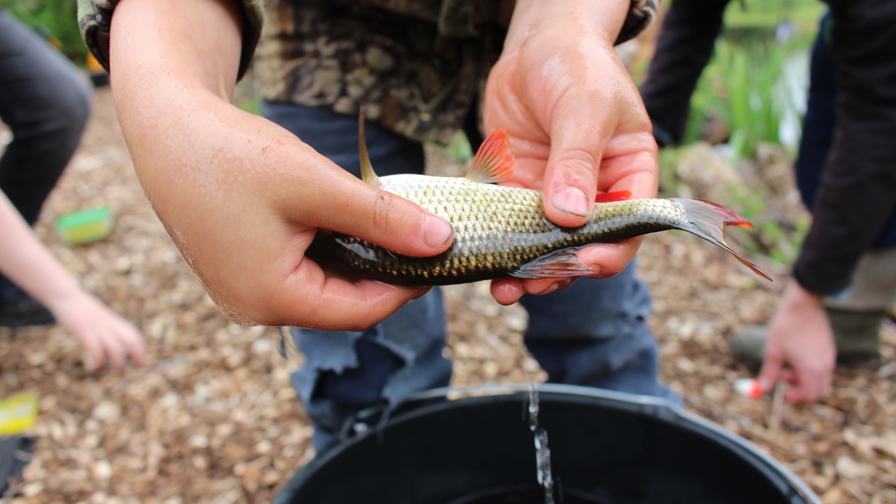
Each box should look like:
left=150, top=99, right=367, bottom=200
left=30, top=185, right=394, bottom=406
left=483, top=0, right=658, bottom=304
left=53, top=293, right=146, bottom=372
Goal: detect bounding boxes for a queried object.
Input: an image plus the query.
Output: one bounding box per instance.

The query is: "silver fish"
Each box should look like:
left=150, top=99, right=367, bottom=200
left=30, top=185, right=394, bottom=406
left=307, top=118, right=770, bottom=285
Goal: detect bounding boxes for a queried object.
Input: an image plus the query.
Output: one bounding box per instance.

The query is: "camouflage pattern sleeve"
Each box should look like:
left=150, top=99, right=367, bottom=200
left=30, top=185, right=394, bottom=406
left=618, top=0, right=658, bottom=45
left=76, top=0, right=265, bottom=80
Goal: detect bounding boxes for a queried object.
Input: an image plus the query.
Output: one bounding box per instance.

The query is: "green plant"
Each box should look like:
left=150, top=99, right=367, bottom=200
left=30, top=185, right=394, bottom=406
left=2, top=0, right=88, bottom=63
left=432, top=131, right=474, bottom=164
left=686, top=38, right=807, bottom=165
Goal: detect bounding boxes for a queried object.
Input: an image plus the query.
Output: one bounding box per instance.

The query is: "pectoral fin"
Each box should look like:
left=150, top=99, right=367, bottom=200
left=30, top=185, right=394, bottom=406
left=509, top=246, right=597, bottom=279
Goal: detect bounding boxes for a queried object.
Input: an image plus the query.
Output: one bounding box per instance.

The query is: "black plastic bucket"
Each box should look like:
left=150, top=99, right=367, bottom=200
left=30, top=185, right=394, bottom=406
left=274, top=384, right=820, bottom=504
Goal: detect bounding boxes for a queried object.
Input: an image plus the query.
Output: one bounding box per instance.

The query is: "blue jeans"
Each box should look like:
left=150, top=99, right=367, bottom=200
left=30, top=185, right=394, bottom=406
left=262, top=102, right=679, bottom=452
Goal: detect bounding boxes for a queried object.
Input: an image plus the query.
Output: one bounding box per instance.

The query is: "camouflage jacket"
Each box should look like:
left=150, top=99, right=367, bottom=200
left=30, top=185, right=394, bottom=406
left=78, top=0, right=656, bottom=145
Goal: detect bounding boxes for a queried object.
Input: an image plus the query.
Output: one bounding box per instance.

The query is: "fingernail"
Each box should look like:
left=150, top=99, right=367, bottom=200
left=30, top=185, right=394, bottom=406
left=424, top=215, right=454, bottom=248
left=552, top=187, right=590, bottom=217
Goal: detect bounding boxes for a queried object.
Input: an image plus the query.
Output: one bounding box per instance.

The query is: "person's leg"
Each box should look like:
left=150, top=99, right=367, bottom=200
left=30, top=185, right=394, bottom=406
left=0, top=11, right=92, bottom=225
left=824, top=247, right=896, bottom=362
left=639, top=0, right=732, bottom=146
left=0, top=11, right=92, bottom=326
left=262, top=102, right=451, bottom=453
left=522, top=261, right=680, bottom=403
left=731, top=13, right=896, bottom=364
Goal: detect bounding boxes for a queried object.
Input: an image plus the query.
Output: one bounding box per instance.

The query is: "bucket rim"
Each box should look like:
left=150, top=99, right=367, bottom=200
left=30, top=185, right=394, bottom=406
left=276, top=383, right=822, bottom=504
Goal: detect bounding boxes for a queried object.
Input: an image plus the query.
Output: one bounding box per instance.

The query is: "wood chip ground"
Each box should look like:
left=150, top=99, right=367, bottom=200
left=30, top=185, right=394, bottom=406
left=0, top=88, right=893, bottom=504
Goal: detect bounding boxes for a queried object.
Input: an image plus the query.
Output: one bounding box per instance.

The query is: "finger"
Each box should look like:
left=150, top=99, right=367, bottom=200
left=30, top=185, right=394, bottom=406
left=780, top=368, right=799, bottom=383
left=575, top=240, right=642, bottom=278
left=101, top=331, right=128, bottom=372
left=267, top=258, right=430, bottom=330
left=490, top=278, right=525, bottom=305
left=489, top=276, right=578, bottom=305
left=80, top=337, right=104, bottom=372
left=540, top=126, right=603, bottom=228
left=757, top=353, right=784, bottom=393
left=595, top=148, right=658, bottom=198
left=288, top=167, right=455, bottom=258
left=540, top=105, right=656, bottom=229
left=119, top=323, right=147, bottom=367
left=785, top=382, right=815, bottom=403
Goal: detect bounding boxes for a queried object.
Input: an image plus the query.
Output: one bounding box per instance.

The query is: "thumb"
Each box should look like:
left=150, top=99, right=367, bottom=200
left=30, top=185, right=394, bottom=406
left=540, top=120, right=603, bottom=228
left=299, top=170, right=455, bottom=257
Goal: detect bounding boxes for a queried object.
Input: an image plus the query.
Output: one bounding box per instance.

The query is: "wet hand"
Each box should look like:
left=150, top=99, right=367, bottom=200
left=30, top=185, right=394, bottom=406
left=484, top=0, right=658, bottom=304
left=110, top=0, right=453, bottom=330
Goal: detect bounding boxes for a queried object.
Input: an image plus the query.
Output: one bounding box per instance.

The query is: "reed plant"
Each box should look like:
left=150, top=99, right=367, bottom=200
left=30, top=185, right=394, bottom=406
left=685, top=39, right=808, bottom=163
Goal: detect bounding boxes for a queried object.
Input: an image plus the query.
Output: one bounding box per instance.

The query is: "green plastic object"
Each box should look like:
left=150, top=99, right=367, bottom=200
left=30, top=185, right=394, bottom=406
left=55, top=206, right=114, bottom=245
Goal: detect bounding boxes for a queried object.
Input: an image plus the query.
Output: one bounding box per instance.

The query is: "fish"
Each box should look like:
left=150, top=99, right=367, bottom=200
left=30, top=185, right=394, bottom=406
left=306, top=117, right=771, bottom=285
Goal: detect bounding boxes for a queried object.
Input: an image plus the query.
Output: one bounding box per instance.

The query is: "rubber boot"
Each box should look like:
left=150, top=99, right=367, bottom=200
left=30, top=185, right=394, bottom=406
left=827, top=308, right=883, bottom=363
left=729, top=307, right=883, bottom=366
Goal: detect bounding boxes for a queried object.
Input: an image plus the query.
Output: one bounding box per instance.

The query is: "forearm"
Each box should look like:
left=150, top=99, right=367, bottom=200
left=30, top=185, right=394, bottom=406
left=503, top=0, right=630, bottom=51
left=793, top=1, right=896, bottom=296
left=109, top=0, right=267, bottom=265
left=0, top=193, right=83, bottom=312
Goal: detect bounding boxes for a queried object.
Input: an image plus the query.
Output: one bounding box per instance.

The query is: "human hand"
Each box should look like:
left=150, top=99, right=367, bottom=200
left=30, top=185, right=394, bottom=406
left=110, top=0, right=453, bottom=330
left=483, top=0, right=658, bottom=304
left=758, top=278, right=837, bottom=403
left=51, top=292, right=146, bottom=371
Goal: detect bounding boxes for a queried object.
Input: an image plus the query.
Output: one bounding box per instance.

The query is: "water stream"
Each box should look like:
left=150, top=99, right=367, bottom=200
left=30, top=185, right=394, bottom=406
left=528, top=384, right=556, bottom=504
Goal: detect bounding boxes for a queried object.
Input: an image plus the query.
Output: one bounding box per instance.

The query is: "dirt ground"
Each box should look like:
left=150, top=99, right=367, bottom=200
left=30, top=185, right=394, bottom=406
left=0, top=87, right=893, bottom=504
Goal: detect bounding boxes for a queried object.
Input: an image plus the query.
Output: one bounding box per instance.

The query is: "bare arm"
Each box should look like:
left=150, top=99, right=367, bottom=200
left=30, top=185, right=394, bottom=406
left=485, top=0, right=658, bottom=303
left=0, top=191, right=145, bottom=370
left=109, top=0, right=454, bottom=329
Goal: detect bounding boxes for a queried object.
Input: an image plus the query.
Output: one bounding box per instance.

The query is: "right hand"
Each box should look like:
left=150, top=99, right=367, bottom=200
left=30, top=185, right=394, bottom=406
left=483, top=0, right=658, bottom=305
left=758, top=278, right=837, bottom=402
left=110, top=0, right=453, bottom=330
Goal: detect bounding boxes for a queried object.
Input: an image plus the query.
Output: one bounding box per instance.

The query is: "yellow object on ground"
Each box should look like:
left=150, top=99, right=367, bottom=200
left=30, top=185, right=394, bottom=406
left=0, top=392, right=38, bottom=436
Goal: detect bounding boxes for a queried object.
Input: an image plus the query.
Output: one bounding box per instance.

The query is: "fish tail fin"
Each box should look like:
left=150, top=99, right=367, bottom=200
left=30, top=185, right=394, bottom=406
left=672, top=198, right=772, bottom=281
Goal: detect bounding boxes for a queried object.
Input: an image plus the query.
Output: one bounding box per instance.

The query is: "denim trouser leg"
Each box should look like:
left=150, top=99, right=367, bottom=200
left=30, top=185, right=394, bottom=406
left=262, top=102, right=675, bottom=453
left=522, top=263, right=679, bottom=403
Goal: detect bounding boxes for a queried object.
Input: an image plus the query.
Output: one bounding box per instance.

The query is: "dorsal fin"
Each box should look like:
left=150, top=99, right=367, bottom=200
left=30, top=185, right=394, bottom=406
left=465, top=129, right=515, bottom=184
left=358, top=108, right=380, bottom=186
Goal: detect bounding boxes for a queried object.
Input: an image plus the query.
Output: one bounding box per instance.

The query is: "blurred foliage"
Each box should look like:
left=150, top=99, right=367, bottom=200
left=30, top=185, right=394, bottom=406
left=2, top=0, right=88, bottom=63
left=433, top=132, right=474, bottom=164
left=656, top=1, right=823, bottom=265
left=233, top=77, right=263, bottom=115
left=718, top=176, right=809, bottom=265
left=685, top=39, right=808, bottom=162
left=724, top=0, right=825, bottom=33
